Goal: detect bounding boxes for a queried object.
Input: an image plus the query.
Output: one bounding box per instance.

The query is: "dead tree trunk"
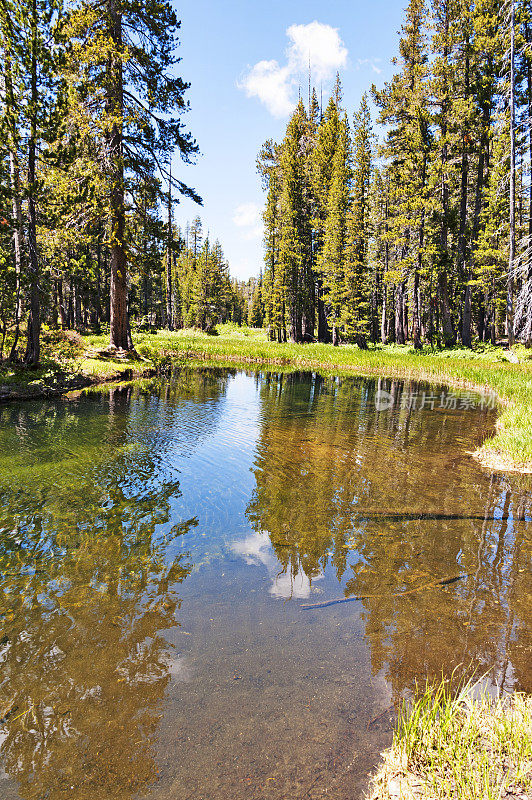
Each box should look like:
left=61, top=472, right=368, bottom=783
left=166, top=166, right=173, bottom=329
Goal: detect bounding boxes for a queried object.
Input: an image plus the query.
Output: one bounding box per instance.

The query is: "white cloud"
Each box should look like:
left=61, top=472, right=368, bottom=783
left=287, top=22, right=348, bottom=82
left=231, top=531, right=272, bottom=567
left=238, top=22, right=349, bottom=118
left=230, top=531, right=323, bottom=601
left=233, top=202, right=261, bottom=228
left=270, top=569, right=313, bottom=600
left=233, top=202, right=263, bottom=240
left=237, top=60, right=294, bottom=118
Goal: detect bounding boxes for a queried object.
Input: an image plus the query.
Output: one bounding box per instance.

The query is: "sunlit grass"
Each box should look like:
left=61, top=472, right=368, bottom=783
left=77, top=357, right=140, bottom=378
left=368, top=679, right=532, bottom=800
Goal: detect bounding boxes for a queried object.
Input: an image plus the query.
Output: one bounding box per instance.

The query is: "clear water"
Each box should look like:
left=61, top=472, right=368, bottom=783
left=0, top=369, right=530, bottom=800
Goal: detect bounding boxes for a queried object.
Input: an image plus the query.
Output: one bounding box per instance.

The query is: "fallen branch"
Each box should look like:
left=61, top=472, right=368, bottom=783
left=300, top=574, right=469, bottom=610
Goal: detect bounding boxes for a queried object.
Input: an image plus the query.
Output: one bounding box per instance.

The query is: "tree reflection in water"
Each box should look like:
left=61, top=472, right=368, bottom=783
left=0, top=370, right=530, bottom=800
left=0, top=383, right=218, bottom=800
left=247, top=372, right=532, bottom=697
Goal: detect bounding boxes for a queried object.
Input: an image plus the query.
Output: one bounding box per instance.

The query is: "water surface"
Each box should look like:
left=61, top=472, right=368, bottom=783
left=0, top=369, right=530, bottom=800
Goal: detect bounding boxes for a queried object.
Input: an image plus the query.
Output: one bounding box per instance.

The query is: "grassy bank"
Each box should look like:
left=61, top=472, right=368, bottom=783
left=88, top=324, right=532, bottom=472
left=2, top=324, right=532, bottom=471
left=0, top=328, right=155, bottom=401
left=367, top=680, right=532, bottom=800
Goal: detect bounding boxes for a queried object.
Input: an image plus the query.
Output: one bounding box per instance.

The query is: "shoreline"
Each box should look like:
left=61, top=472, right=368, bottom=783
left=2, top=326, right=532, bottom=474
left=183, top=349, right=528, bottom=473
left=0, top=364, right=157, bottom=403
left=366, top=684, right=532, bottom=800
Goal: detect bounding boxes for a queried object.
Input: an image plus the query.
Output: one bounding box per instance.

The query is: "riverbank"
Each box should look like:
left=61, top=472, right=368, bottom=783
left=0, top=329, right=156, bottom=402
left=3, top=324, right=532, bottom=472
left=367, top=681, right=532, bottom=800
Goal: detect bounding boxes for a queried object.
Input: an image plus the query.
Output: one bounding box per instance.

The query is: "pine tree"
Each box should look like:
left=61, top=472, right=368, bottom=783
left=312, top=77, right=345, bottom=341
left=277, top=100, right=309, bottom=342
left=63, top=0, right=200, bottom=350
left=373, top=0, right=431, bottom=348
left=189, top=216, right=204, bottom=258
left=0, top=8, right=24, bottom=360
left=249, top=275, right=264, bottom=328
left=0, top=0, right=60, bottom=363
left=343, top=94, right=373, bottom=345
left=318, top=110, right=351, bottom=345
left=515, top=0, right=532, bottom=343
left=475, top=118, right=511, bottom=344
left=370, top=168, right=393, bottom=343
left=257, top=139, right=282, bottom=340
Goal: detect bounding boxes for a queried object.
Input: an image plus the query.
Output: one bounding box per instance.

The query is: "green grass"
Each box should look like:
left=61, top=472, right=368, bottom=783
left=4, top=323, right=532, bottom=471
left=0, top=359, right=70, bottom=390
left=368, top=678, right=532, bottom=800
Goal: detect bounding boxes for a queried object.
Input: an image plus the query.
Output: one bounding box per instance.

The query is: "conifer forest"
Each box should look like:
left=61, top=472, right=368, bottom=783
left=259, top=0, right=532, bottom=349
left=1, top=3, right=532, bottom=799
left=0, top=0, right=248, bottom=364
left=0, top=0, right=530, bottom=363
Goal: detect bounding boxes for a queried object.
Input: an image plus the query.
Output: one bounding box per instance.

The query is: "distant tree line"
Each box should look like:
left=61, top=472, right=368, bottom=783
left=259, top=0, right=532, bottom=348
left=171, top=216, right=247, bottom=332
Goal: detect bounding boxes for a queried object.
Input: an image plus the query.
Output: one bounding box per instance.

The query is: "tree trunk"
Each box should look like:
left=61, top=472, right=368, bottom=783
left=465, top=97, right=490, bottom=348
left=412, top=271, right=422, bottom=349
left=8, top=149, right=23, bottom=361
left=166, top=166, right=173, bottom=329
left=317, top=282, right=329, bottom=342
left=66, top=276, right=73, bottom=327
left=381, top=192, right=390, bottom=344
left=4, top=42, right=23, bottom=362
left=73, top=279, right=82, bottom=330
left=95, top=234, right=103, bottom=331
left=289, top=261, right=302, bottom=343
left=381, top=283, right=388, bottom=344
left=396, top=283, right=405, bottom=345
left=107, top=0, right=129, bottom=350
left=332, top=317, right=339, bottom=346
left=461, top=284, right=472, bottom=347
left=413, top=153, right=427, bottom=350
left=51, top=280, right=58, bottom=328
left=507, top=0, right=515, bottom=346
left=477, top=300, right=485, bottom=342
left=402, top=290, right=409, bottom=343
left=525, top=22, right=532, bottom=345
left=302, top=258, right=315, bottom=340
left=458, top=37, right=471, bottom=347
left=528, top=24, right=532, bottom=254
left=438, top=271, right=455, bottom=346
left=57, top=277, right=67, bottom=328
left=24, top=0, right=40, bottom=366
left=437, top=2, right=456, bottom=349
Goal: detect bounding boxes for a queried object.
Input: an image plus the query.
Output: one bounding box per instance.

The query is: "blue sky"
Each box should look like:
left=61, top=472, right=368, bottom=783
left=171, top=0, right=406, bottom=281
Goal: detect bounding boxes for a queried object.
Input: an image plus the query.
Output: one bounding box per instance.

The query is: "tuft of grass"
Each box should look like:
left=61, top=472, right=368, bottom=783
left=368, top=679, right=532, bottom=800
left=77, top=357, right=137, bottom=379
